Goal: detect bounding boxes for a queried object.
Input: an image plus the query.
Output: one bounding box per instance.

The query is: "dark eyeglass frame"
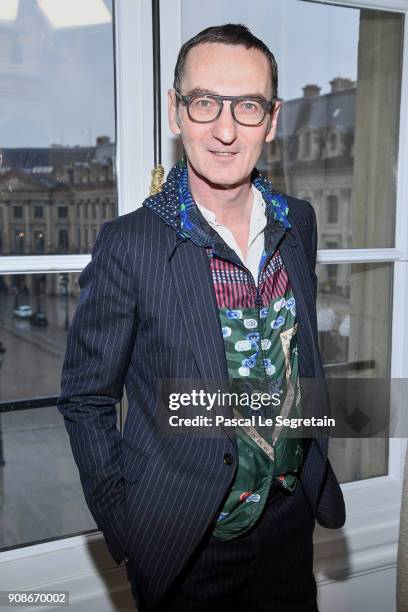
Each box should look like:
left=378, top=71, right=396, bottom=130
left=173, top=89, right=276, bottom=127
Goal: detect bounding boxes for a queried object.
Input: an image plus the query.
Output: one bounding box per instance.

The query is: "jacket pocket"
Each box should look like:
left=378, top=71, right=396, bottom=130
left=121, top=440, right=150, bottom=558
left=121, top=439, right=150, bottom=484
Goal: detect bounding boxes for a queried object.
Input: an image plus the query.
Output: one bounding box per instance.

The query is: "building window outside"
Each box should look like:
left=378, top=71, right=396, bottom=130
left=327, top=263, right=338, bottom=292
left=13, top=206, right=23, bottom=219
left=58, top=229, right=69, bottom=251
left=301, top=130, right=312, bottom=159
left=329, top=131, right=338, bottom=153
left=325, top=240, right=340, bottom=250
left=34, top=230, right=45, bottom=253
left=34, top=205, right=43, bottom=218
left=58, top=206, right=68, bottom=219
left=14, top=230, right=25, bottom=253
left=327, top=195, right=339, bottom=224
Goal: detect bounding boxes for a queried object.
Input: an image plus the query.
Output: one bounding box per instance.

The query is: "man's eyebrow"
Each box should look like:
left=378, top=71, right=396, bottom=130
left=185, top=87, right=269, bottom=100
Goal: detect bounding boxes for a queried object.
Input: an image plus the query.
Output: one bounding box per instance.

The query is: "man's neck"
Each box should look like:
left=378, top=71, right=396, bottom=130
left=187, top=161, right=255, bottom=261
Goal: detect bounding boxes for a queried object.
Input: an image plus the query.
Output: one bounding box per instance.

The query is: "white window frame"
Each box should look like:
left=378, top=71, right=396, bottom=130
left=0, top=0, right=407, bottom=603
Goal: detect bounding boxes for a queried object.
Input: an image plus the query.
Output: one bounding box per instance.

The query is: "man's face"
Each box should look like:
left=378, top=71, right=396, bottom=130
left=168, top=42, right=280, bottom=189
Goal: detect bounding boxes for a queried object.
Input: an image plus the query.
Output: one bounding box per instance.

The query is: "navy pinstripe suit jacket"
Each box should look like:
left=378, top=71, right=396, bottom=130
left=58, top=176, right=345, bottom=607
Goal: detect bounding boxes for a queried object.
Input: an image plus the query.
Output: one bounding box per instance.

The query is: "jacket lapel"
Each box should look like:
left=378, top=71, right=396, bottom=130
left=166, top=230, right=237, bottom=444
left=279, top=230, right=328, bottom=459
left=279, top=233, right=317, bottom=379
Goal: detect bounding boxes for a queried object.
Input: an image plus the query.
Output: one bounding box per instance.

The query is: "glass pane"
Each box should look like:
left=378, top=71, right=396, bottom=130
left=0, top=405, right=99, bottom=550
left=0, top=0, right=117, bottom=256
left=179, top=0, right=403, bottom=248
left=316, top=262, right=393, bottom=483
left=0, top=273, right=80, bottom=401
left=0, top=272, right=105, bottom=550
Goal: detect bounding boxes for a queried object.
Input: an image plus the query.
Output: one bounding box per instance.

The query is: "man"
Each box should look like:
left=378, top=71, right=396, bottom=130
left=58, top=24, right=345, bottom=612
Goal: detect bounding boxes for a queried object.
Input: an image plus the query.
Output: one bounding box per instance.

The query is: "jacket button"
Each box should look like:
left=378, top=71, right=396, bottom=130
left=223, top=453, right=234, bottom=465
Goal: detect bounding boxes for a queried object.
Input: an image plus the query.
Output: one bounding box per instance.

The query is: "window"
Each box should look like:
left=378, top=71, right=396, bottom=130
left=174, top=11, right=403, bottom=498
left=0, top=0, right=117, bottom=257
left=266, top=139, right=281, bottom=163
left=0, top=273, right=97, bottom=551
left=14, top=230, right=25, bottom=253
left=58, top=229, right=69, bottom=251
left=327, top=195, right=339, bottom=223
left=325, top=240, right=340, bottom=250
left=175, top=3, right=403, bottom=460
left=0, top=0, right=117, bottom=555
left=329, top=131, right=338, bottom=152
left=34, top=230, right=45, bottom=253
left=317, top=261, right=392, bottom=484
left=298, top=129, right=314, bottom=160
left=303, top=131, right=312, bottom=158
left=158, top=3, right=406, bottom=602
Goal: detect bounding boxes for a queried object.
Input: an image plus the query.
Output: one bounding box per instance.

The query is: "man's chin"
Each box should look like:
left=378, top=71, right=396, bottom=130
left=187, top=160, right=249, bottom=191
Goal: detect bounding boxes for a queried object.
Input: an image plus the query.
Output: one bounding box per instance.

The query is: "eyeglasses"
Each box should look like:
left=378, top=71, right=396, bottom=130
left=174, top=89, right=276, bottom=127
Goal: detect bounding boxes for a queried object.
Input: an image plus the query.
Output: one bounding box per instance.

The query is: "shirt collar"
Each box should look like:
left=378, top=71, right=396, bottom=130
left=143, top=158, right=291, bottom=251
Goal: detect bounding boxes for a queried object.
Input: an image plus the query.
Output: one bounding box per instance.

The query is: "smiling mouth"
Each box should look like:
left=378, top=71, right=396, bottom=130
left=209, top=151, right=238, bottom=157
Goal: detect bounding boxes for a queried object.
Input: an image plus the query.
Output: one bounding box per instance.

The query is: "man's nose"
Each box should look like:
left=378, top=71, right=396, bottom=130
left=211, top=101, right=238, bottom=143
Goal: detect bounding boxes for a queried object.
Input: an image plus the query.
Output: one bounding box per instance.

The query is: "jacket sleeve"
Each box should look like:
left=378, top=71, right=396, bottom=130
left=57, top=221, right=138, bottom=564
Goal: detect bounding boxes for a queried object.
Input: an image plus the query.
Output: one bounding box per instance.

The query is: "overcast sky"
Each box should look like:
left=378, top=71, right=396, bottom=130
left=0, top=0, right=115, bottom=148
left=0, top=0, right=359, bottom=149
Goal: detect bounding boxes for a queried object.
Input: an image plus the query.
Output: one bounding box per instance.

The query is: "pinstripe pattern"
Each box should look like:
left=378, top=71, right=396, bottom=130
left=57, top=187, right=345, bottom=608
left=134, top=480, right=318, bottom=611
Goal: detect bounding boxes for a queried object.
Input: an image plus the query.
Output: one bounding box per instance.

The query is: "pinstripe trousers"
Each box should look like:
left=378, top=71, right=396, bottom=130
left=127, top=477, right=319, bottom=612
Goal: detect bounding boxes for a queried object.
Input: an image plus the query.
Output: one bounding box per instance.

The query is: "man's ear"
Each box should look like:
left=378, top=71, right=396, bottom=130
left=265, top=100, right=282, bottom=143
left=168, top=89, right=181, bottom=135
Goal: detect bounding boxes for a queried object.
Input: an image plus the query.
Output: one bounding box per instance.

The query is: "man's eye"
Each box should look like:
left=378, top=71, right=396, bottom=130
left=194, top=98, right=216, bottom=108
left=239, top=101, right=260, bottom=113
